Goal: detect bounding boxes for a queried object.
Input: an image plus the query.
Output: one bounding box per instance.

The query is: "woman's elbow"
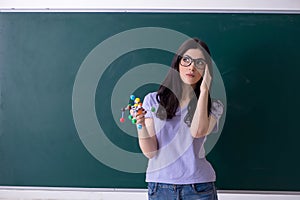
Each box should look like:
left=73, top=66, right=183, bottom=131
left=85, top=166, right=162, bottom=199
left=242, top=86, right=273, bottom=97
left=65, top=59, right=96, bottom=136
left=143, top=151, right=157, bottom=159
left=191, top=127, right=210, bottom=138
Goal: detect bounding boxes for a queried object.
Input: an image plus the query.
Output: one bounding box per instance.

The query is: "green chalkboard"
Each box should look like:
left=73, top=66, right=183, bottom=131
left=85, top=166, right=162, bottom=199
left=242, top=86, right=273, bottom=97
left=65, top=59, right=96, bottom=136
left=0, top=13, right=300, bottom=191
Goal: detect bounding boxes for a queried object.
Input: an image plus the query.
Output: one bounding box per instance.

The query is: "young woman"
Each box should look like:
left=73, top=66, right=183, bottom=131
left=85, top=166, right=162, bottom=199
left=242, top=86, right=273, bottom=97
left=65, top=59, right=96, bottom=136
left=135, top=38, right=223, bottom=200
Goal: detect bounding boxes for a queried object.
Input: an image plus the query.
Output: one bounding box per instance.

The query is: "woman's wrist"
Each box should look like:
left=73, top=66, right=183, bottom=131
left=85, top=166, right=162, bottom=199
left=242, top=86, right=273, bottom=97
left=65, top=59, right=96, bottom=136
left=198, top=88, right=209, bottom=106
left=137, top=127, right=151, bottom=139
left=200, top=87, right=209, bottom=95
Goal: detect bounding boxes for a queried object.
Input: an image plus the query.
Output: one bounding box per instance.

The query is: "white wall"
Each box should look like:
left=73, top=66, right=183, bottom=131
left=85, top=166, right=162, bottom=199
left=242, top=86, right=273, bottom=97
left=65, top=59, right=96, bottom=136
left=0, top=0, right=299, bottom=13
left=0, top=187, right=300, bottom=200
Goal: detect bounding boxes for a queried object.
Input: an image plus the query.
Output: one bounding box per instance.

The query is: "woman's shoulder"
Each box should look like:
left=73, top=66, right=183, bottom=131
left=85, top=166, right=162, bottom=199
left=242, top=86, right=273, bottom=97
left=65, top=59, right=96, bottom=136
left=210, top=99, right=224, bottom=119
left=144, top=92, right=158, bottom=102
left=143, top=92, right=159, bottom=112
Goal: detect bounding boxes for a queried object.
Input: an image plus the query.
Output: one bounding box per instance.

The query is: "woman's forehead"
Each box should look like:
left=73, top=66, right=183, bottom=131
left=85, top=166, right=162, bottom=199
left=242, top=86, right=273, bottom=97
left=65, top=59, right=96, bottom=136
left=183, top=48, right=205, bottom=58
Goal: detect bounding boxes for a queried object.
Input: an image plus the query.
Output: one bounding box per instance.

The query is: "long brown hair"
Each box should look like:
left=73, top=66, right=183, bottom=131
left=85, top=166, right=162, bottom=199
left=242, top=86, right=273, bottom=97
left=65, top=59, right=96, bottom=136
left=156, top=38, right=213, bottom=126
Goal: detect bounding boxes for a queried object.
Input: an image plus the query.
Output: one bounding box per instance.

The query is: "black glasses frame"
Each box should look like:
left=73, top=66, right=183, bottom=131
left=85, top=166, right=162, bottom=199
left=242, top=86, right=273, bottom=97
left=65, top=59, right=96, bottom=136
left=180, top=55, right=207, bottom=70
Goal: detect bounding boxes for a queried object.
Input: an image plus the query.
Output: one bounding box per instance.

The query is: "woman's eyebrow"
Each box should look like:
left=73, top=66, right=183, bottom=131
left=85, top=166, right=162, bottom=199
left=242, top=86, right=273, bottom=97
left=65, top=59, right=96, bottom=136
left=183, top=54, right=205, bottom=60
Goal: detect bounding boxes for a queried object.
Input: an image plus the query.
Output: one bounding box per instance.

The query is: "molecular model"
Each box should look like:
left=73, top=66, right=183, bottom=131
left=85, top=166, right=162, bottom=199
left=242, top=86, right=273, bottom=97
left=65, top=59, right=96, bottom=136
left=120, top=95, right=155, bottom=129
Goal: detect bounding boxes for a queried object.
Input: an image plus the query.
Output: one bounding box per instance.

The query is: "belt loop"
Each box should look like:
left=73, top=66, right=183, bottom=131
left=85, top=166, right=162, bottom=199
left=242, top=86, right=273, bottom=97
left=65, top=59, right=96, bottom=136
left=154, top=182, right=158, bottom=192
left=173, top=184, right=176, bottom=192
left=191, top=184, right=196, bottom=191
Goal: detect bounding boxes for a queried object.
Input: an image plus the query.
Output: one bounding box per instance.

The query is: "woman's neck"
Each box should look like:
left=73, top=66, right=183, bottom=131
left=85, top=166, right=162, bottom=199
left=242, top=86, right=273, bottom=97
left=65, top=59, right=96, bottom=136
left=180, top=84, right=194, bottom=107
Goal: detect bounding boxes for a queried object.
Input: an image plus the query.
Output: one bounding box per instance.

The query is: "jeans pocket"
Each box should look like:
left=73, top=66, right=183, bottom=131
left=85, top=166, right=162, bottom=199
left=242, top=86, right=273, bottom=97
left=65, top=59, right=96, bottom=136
left=191, top=182, right=214, bottom=195
left=148, top=182, right=158, bottom=196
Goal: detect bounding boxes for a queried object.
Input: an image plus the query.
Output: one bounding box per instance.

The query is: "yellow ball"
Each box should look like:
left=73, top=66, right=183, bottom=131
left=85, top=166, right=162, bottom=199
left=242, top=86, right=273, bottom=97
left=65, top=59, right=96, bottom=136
left=134, top=98, right=140, bottom=103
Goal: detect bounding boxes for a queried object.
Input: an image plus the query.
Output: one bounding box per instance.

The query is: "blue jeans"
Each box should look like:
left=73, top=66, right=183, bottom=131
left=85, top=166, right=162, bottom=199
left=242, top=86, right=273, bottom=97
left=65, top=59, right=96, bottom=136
left=148, top=182, right=218, bottom=200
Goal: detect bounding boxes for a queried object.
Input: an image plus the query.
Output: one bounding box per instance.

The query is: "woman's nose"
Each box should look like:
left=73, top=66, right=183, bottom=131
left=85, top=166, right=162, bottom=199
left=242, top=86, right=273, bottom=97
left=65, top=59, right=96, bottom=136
left=188, top=62, right=196, bottom=70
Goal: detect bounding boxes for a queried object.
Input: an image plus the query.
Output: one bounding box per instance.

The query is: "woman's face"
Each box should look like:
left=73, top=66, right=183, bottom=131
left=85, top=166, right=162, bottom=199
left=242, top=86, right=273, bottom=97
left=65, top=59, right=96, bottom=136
left=179, top=48, right=206, bottom=88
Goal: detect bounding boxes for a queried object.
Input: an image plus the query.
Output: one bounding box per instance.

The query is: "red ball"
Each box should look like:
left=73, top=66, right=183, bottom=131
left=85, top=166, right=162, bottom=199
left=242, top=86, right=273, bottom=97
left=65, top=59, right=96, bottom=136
left=120, top=118, right=125, bottom=123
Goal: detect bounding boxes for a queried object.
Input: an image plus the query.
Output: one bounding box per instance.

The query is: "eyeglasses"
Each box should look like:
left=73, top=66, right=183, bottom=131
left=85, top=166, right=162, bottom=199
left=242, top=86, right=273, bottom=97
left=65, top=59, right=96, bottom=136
left=180, top=55, right=207, bottom=70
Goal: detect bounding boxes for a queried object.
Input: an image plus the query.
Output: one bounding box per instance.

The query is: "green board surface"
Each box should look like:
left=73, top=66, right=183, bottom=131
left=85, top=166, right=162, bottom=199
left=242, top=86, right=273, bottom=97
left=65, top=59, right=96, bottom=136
left=0, top=13, right=300, bottom=191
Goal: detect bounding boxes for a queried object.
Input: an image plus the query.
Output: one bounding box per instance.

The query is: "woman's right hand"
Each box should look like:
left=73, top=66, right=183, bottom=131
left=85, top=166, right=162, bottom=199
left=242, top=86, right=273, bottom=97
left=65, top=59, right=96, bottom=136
left=130, top=108, right=147, bottom=127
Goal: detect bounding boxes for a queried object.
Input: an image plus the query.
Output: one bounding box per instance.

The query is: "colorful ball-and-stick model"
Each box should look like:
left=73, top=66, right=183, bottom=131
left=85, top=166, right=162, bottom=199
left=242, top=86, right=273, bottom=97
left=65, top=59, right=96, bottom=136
left=120, top=95, right=156, bottom=129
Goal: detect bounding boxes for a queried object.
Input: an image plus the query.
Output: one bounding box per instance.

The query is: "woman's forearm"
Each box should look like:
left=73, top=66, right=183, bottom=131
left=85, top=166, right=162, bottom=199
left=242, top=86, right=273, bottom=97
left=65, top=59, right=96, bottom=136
left=190, top=89, right=210, bottom=138
left=137, top=125, right=158, bottom=159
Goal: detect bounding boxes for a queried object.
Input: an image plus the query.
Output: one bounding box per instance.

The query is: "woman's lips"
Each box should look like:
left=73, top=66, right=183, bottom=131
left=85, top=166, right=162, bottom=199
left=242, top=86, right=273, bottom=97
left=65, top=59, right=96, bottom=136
left=186, top=74, right=195, bottom=78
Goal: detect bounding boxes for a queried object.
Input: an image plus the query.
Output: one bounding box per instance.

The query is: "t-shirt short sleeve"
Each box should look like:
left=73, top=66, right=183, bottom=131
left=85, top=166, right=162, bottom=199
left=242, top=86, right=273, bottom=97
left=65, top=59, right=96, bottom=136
left=143, top=92, right=157, bottom=118
left=210, top=99, right=224, bottom=133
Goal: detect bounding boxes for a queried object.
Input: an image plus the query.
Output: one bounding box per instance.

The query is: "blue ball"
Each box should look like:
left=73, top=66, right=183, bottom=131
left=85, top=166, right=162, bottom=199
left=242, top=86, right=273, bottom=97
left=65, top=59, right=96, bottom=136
left=137, top=124, right=142, bottom=129
left=130, top=95, right=135, bottom=101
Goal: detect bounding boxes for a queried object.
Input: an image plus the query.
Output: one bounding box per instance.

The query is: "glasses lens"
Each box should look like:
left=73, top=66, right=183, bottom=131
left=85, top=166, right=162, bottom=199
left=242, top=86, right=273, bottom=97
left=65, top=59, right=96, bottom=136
left=195, top=59, right=206, bottom=69
left=181, top=56, right=191, bottom=67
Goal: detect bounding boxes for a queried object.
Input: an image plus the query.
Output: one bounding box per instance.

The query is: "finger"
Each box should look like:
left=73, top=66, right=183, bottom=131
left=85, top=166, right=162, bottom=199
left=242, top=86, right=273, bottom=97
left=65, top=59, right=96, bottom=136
left=204, top=65, right=211, bottom=79
left=130, top=109, right=134, bottom=116
left=136, top=117, right=145, bottom=125
left=203, top=64, right=208, bottom=75
left=136, top=113, right=145, bottom=120
left=135, top=114, right=142, bottom=119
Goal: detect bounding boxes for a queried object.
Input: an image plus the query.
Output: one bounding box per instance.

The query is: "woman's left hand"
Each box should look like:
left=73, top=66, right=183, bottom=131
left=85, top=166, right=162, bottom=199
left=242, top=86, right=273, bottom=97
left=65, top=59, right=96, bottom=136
left=200, top=64, right=212, bottom=92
